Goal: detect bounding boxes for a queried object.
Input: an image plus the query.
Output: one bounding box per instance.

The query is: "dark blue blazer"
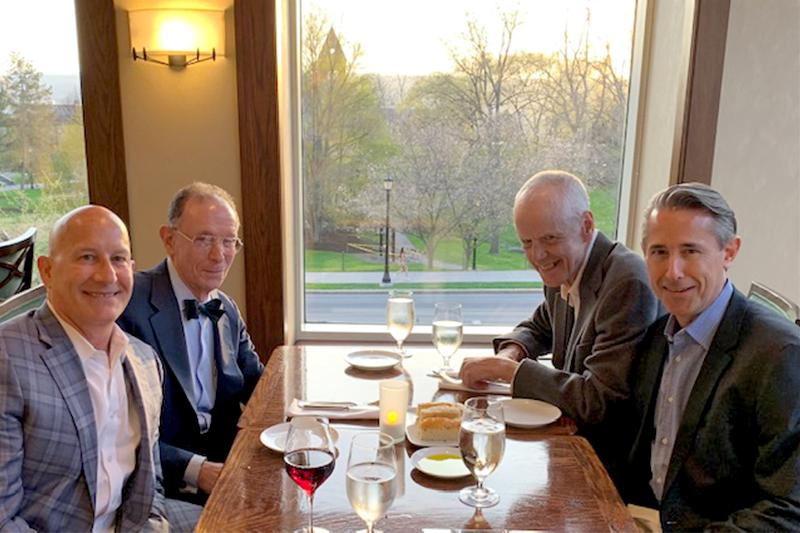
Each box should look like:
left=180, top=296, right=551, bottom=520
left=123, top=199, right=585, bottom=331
left=623, top=289, right=800, bottom=530
left=118, top=260, right=264, bottom=498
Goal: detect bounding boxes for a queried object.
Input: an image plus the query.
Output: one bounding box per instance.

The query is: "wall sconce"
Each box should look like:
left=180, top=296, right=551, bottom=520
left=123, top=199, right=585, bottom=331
left=129, top=9, right=225, bottom=69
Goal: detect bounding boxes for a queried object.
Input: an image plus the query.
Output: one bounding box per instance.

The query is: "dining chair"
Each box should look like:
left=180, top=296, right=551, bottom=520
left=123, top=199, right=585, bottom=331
left=0, top=227, right=37, bottom=300
left=0, top=284, right=46, bottom=323
left=747, top=281, right=800, bottom=327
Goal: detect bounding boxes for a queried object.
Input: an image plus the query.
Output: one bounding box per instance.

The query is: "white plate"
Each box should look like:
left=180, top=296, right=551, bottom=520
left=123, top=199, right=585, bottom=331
left=344, top=350, right=402, bottom=371
left=405, top=421, right=458, bottom=447
left=410, top=446, right=470, bottom=479
left=259, top=422, right=340, bottom=453
left=500, top=398, right=561, bottom=428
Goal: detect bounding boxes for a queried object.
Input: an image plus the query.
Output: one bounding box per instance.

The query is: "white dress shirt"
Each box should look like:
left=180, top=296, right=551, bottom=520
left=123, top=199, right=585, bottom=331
left=559, top=229, right=598, bottom=319
left=49, top=302, right=140, bottom=533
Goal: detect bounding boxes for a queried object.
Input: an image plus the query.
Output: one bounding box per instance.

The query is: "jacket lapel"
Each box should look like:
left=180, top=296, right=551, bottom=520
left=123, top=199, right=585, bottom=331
left=148, top=262, right=195, bottom=403
left=213, top=303, right=237, bottom=400
left=566, top=233, right=615, bottom=368
left=630, top=323, right=670, bottom=464
left=662, top=290, right=744, bottom=495
left=35, top=305, right=99, bottom=512
left=118, top=351, right=154, bottom=528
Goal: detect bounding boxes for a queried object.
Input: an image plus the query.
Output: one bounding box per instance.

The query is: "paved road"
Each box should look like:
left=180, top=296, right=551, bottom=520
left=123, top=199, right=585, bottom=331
left=306, top=269, right=541, bottom=284
left=305, top=289, right=544, bottom=326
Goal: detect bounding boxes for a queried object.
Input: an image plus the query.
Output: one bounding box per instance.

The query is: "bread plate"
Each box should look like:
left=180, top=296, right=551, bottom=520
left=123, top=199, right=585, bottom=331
left=259, top=422, right=340, bottom=453
left=500, top=398, right=561, bottom=428
left=344, top=349, right=402, bottom=371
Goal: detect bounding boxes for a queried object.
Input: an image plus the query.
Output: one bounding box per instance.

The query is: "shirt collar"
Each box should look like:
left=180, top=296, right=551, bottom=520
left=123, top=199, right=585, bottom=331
left=47, top=301, right=130, bottom=367
left=663, top=279, right=733, bottom=350
left=560, top=229, right=598, bottom=305
left=167, top=257, right=218, bottom=307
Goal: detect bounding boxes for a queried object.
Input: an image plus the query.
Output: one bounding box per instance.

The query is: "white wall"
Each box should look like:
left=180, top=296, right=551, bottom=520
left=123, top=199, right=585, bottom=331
left=712, top=0, right=800, bottom=303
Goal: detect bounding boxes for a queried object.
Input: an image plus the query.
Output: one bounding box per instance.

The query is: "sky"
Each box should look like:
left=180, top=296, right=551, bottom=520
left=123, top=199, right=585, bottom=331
left=0, top=0, right=81, bottom=75
left=304, top=0, right=637, bottom=76
left=0, top=0, right=636, bottom=77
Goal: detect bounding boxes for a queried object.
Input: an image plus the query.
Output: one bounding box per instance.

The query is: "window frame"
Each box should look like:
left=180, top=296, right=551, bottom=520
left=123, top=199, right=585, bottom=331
left=279, top=0, right=652, bottom=343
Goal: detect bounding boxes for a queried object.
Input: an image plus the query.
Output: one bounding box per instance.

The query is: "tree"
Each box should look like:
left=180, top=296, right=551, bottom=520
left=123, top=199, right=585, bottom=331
left=396, top=11, right=541, bottom=263
left=301, top=14, right=392, bottom=244
left=1, top=53, right=56, bottom=188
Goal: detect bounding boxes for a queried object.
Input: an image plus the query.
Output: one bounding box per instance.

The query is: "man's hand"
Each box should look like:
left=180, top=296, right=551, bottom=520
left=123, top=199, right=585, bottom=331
left=459, top=356, right=520, bottom=388
left=197, top=461, right=224, bottom=494
left=496, top=344, right=526, bottom=362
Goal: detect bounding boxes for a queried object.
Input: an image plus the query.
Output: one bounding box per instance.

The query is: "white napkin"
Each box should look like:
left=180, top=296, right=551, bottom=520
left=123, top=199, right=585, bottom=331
left=286, top=399, right=380, bottom=420
left=436, top=378, right=511, bottom=395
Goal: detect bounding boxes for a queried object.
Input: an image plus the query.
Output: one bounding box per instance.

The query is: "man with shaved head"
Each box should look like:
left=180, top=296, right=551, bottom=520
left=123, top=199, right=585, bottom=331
left=0, top=205, right=176, bottom=531
left=460, top=170, right=659, bottom=480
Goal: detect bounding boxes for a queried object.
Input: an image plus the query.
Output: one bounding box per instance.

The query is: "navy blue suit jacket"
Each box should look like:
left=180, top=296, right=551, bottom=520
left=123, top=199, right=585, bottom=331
left=118, top=260, right=263, bottom=498
left=623, top=289, right=800, bottom=530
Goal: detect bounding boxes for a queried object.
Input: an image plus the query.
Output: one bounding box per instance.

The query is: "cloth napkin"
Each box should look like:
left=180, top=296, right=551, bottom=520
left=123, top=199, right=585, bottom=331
left=436, top=377, right=511, bottom=395
left=286, top=399, right=380, bottom=420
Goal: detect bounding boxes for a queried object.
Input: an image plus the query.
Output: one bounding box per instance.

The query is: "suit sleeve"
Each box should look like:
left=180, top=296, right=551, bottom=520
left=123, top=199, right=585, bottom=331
left=492, top=293, right=554, bottom=358
left=230, top=301, right=264, bottom=402
left=706, top=342, right=800, bottom=530
left=144, top=434, right=169, bottom=532
left=145, top=356, right=169, bottom=532
left=512, top=276, right=658, bottom=425
left=0, top=350, right=34, bottom=532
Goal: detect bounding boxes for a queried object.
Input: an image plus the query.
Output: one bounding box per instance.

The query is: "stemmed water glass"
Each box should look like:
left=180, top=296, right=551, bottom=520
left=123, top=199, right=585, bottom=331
left=459, top=396, right=506, bottom=508
left=284, top=417, right=337, bottom=533
left=346, top=432, right=398, bottom=533
left=432, top=302, right=463, bottom=371
left=386, top=290, right=415, bottom=357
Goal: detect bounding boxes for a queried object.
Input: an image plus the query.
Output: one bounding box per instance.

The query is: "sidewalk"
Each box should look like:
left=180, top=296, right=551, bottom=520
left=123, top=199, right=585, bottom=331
left=305, top=269, right=541, bottom=284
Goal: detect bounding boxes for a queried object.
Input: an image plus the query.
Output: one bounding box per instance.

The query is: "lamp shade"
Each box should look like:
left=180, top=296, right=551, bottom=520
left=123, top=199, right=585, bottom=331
left=129, top=9, right=225, bottom=56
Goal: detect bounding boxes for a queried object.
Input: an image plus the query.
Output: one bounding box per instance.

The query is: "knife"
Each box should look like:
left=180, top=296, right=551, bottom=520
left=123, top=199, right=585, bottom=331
left=297, top=400, right=358, bottom=410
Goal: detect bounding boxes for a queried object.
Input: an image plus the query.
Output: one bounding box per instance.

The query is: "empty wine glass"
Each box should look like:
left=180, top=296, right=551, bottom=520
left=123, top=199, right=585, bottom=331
left=386, top=290, right=415, bottom=357
left=346, top=432, right=398, bottom=533
left=459, top=396, right=506, bottom=508
left=284, top=417, right=337, bottom=533
left=432, top=303, right=463, bottom=371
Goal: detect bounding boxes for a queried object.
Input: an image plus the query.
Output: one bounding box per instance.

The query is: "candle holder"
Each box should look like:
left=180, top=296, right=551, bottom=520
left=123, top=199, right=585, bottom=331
left=379, top=380, right=410, bottom=443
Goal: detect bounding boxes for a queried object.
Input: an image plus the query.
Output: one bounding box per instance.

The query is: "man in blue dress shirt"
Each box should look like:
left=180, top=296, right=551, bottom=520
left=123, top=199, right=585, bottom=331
left=623, top=183, right=800, bottom=530
left=119, top=183, right=264, bottom=504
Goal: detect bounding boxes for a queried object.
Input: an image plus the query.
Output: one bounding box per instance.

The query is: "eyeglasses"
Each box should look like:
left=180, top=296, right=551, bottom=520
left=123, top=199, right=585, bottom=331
left=173, top=228, right=244, bottom=253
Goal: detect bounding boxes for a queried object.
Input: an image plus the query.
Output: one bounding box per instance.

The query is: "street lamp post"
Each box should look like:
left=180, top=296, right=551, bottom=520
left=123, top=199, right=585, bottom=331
left=381, top=176, right=393, bottom=286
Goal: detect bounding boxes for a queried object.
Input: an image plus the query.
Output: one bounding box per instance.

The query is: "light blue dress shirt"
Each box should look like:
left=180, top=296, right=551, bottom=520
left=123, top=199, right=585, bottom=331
left=166, top=259, right=217, bottom=433
left=650, top=280, right=733, bottom=500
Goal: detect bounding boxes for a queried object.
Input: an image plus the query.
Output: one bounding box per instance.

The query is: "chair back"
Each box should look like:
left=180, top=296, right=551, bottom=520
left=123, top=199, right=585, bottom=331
left=0, top=284, right=46, bottom=323
left=747, top=281, right=800, bottom=327
left=0, top=227, right=37, bottom=300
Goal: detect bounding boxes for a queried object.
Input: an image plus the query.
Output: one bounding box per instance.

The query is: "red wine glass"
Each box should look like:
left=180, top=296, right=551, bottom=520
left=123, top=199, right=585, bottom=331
left=284, top=416, right=336, bottom=533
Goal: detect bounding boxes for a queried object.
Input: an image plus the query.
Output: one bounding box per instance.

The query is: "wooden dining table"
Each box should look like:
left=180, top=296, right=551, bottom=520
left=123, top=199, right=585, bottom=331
left=197, top=344, right=636, bottom=532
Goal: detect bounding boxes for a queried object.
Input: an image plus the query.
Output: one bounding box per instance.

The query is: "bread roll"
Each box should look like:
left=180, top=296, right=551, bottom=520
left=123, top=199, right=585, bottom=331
left=417, top=402, right=464, bottom=441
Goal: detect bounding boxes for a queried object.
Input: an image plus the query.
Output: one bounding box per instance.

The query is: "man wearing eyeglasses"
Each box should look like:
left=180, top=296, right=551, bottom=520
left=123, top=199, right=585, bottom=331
left=119, top=183, right=264, bottom=505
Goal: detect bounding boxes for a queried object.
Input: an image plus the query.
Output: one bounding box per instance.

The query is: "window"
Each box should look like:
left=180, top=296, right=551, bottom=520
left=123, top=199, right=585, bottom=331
left=0, top=1, right=89, bottom=284
left=290, top=0, right=641, bottom=336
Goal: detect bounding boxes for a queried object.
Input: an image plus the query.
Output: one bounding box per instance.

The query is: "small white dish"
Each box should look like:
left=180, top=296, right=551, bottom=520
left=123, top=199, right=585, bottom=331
left=410, top=446, right=470, bottom=479
left=259, top=422, right=340, bottom=453
left=345, top=349, right=402, bottom=371
left=500, top=398, right=561, bottom=428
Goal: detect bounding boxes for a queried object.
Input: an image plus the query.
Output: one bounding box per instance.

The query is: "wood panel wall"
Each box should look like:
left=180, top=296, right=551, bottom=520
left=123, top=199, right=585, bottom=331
left=74, top=0, right=130, bottom=226
left=677, top=0, right=731, bottom=184
left=234, top=0, right=285, bottom=359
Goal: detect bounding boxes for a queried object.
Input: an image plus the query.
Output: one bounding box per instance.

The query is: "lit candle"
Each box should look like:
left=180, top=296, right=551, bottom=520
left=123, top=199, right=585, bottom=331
left=379, top=379, right=410, bottom=443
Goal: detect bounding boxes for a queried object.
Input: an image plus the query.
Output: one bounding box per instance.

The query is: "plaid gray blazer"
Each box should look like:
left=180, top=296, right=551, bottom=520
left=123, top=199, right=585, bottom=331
left=0, top=304, right=168, bottom=532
